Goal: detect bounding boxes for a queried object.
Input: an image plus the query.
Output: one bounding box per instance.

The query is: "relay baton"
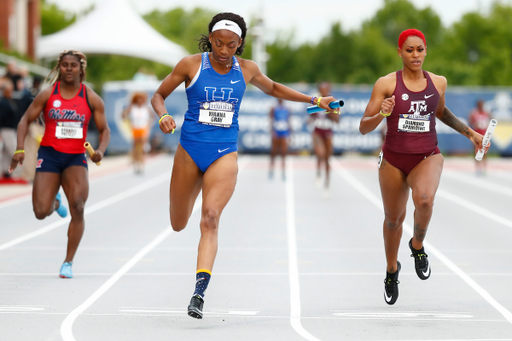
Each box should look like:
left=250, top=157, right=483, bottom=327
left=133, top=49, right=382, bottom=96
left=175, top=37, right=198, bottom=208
left=307, top=100, right=344, bottom=114
left=84, top=142, right=101, bottom=166
left=475, top=119, right=498, bottom=161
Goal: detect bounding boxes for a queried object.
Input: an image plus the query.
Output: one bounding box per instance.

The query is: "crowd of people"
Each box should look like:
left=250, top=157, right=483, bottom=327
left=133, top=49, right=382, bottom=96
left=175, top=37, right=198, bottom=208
left=0, top=61, right=43, bottom=183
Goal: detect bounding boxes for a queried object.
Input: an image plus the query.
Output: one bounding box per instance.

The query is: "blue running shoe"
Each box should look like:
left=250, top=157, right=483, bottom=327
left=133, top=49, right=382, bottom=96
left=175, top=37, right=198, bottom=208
left=55, top=192, right=68, bottom=218
left=59, top=262, right=73, bottom=278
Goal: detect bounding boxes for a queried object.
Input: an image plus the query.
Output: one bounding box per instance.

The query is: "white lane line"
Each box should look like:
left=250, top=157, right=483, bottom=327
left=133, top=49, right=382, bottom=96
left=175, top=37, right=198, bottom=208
left=437, top=189, right=512, bottom=230
left=0, top=173, right=169, bottom=252
left=61, top=157, right=250, bottom=341
left=333, top=161, right=512, bottom=325
left=286, top=158, right=321, bottom=341
left=119, top=309, right=259, bottom=315
left=443, top=170, right=512, bottom=198
left=0, top=155, right=167, bottom=210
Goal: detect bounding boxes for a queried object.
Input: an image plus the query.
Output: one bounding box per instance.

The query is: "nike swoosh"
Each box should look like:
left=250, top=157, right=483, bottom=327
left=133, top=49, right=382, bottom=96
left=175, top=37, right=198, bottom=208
left=225, top=23, right=233, bottom=26
left=422, top=266, right=431, bottom=277
left=424, top=94, right=434, bottom=99
left=230, top=80, right=241, bottom=84
left=384, top=291, right=394, bottom=302
left=218, top=148, right=230, bottom=153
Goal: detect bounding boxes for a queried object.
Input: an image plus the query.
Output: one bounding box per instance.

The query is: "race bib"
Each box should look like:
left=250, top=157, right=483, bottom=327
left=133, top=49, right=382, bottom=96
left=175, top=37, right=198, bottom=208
left=274, top=121, right=289, bottom=132
left=398, top=114, right=430, bottom=133
left=55, top=121, right=83, bottom=139
left=199, top=101, right=234, bottom=127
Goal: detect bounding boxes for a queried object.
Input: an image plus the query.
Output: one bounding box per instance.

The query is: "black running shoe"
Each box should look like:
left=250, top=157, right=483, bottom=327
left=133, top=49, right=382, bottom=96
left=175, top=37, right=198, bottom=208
left=409, top=238, right=431, bottom=280
left=187, top=294, right=204, bottom=319
left=384, top=261, right=401, bottom=305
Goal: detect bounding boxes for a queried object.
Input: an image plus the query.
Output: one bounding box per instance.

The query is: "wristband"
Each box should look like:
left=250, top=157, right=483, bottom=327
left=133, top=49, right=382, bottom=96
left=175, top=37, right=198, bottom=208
left=310, top=96, right=317, bottom=105
left=14, top=150, right=25, bottom=154
left=379, top=111, right=391, bottom=117
left=316, top=97, right=323, bottom=106
left=158, top=113, right=173, bottom=125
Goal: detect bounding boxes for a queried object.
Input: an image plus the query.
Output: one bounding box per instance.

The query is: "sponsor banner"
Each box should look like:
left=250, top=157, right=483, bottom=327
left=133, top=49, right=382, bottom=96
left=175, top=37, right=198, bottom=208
left=102, top=81, right=512, bottom=155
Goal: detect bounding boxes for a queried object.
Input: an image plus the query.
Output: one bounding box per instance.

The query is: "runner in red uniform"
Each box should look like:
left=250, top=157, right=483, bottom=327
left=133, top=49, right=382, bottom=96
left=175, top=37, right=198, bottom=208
left=10, top=50, right=110, bottom=278
left=359, top=29, right=487, bottom=305
left=469, top=99, right=492, bottom=175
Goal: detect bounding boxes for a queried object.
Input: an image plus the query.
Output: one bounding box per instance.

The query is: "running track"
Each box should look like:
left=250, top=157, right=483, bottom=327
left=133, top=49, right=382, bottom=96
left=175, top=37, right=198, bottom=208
left=1, top=154, right=512, bottom=341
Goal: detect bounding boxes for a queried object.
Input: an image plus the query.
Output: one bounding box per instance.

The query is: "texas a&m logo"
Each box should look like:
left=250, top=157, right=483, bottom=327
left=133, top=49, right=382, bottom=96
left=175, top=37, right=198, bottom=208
left=408, top=100, right=427, bottom=115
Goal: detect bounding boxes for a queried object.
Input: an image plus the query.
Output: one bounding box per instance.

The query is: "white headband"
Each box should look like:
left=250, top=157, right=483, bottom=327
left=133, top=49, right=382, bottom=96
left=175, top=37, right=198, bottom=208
left=211, top=20, right=242, bottom=38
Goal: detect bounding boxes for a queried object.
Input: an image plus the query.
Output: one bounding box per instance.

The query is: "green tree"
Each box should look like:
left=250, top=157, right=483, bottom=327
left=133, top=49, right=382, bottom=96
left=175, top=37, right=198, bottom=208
left=41, top=0, right=76, bottom=36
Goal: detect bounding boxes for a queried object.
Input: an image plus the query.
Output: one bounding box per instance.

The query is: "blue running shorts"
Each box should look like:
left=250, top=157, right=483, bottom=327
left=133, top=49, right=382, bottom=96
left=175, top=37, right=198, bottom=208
left=36, top=146, right=88, bottom=173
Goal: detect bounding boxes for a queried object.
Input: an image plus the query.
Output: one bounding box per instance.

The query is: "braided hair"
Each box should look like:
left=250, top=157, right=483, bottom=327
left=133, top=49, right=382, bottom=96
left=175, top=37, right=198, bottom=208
left=198, top=13, right=247, bottom=56
left=45, top=50, right=87, bottom=86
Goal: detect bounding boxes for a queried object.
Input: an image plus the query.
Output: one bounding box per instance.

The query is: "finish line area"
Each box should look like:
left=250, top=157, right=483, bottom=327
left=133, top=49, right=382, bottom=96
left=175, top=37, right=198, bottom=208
left=1, top=154, right=512, bottom=341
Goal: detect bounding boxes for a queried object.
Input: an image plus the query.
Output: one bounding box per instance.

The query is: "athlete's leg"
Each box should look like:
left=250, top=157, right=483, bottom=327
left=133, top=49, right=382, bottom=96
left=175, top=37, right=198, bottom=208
left=197, top=152, right=238, bottom=271
left=406, top=154, right=443, bottom=250
left=61, top=166, right=89, bottom=262
left=169, top=144, right=203, bottom=231
left=324, top=137, right=333, bottom=188
left=379, top=158, right=409, bottom=273
left=313, top=133, right=326, bottom=179
left=280, top=138, right=288, bottom=174
left=270, top=136, right=278, bottom=176
left=32, top=172, right=61, bottom=219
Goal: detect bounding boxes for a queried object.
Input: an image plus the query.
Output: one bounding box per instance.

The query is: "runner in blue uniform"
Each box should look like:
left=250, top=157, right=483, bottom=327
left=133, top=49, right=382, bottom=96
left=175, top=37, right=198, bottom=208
left=269, top=98, right=291, bottom=180
left=151, top=12, right=337, bottom=319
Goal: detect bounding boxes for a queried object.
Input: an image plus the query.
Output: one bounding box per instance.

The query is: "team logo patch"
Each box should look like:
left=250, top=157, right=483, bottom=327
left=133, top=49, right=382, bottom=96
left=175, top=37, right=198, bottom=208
left=402, top=94, right=409, bottom=101
left=53, top=100, right=62, bottom=108
left=36, top=159, right=43, bottom=168
left=202, top=102, right=210, bottom=109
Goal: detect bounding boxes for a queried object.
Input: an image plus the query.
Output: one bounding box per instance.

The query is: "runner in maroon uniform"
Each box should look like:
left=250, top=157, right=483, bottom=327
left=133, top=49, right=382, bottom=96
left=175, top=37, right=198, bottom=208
left=359, top=29, right=487, bottom=305
left=469, top=100, right=492, bottom=175
left=310, top=82, right=339, bottom=195
left=10, top=50, right=110, bottom=278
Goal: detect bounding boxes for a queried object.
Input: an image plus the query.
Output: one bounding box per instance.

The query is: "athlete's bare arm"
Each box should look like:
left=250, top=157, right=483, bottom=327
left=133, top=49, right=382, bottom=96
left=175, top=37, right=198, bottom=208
left=240, top=59, right=335, bottom=110
left=87, top=87, right=110, bottom=163
left=151, top=55, right=202, bottom=134
left=9, top=87, right=52, bottom=172
left=431, top=74, right=485, bottom=151
left=360, top=74, right=396, bottom=135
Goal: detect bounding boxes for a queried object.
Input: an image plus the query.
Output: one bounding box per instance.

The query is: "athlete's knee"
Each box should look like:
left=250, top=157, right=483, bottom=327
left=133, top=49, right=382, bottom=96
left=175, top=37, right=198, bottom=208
left=69, top=200, right=85, bottom=218
left=384, top=214, right=405, bottom=230
left=413, top=192, right=435, bottom=211
left=200, top=209, right=220, bottom=232
left=170, top=215, right=187, bottom=232
left=33, top=206, right=49, bottom=220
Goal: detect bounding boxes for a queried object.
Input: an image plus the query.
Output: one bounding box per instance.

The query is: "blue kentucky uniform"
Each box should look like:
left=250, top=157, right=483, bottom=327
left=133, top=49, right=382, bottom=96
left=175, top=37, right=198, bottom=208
left=180, top=52, right=246, bottom=172
left=272, top=104, right=291, bottom=138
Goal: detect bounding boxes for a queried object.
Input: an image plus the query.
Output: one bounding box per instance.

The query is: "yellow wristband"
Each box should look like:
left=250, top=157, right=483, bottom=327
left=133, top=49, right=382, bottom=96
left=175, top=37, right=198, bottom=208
left=14, top=150, right=25, bottom=154
left=158, top=114, right=173, bottom=125
left=379, top=111, right=391, bottom=117
left=316, top=97, right=322, bottom=106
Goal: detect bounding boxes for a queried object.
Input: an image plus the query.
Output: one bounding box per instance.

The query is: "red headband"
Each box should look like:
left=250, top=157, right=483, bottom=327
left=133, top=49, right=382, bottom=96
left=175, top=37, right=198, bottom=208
left=398, top=29, right=426, bottom=49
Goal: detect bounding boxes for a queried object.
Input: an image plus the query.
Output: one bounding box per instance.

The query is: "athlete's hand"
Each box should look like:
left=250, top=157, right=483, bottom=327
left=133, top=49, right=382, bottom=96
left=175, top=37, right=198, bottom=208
left=159, top=116, right=176, bottom=134
left=91, top=150, right=104, bottom=163
left=9, top=153, right=24, bottom=173
left=381, top=95, right=395, bottom=116
left=317, top=96, right=336, bottom=111
left=470, top=131, right=490, bottom=154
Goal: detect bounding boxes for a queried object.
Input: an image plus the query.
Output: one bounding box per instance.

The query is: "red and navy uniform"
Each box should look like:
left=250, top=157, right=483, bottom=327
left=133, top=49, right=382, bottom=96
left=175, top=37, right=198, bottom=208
left=36, top=82, right=93, bottom=173
left=469, top=109, right=491, bottom=135
left=40, top=82, right=92, bottom=154
left=382, top=70, right=441, bottom=176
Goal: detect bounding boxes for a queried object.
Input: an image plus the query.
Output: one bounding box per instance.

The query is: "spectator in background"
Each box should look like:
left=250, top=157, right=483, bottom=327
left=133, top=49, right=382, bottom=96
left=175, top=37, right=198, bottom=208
left=0, top=80, right=20, bottom=179
left=269, top=98, right=292, bottom=180
left=469, top=99, right=492, bottom=176
left=4, top=61, right=22, bottom=91
left=122, top=92, right=153, bottom=174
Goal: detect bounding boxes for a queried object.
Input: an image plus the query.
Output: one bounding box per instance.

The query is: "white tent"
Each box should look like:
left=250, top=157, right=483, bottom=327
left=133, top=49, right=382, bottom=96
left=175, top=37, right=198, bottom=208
left=37, top=0, right=188, bottom=67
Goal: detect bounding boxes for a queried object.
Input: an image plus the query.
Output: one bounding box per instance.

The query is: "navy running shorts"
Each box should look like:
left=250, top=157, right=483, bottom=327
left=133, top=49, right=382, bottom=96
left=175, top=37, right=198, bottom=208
left=36, top=145, right=88, bottom=173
